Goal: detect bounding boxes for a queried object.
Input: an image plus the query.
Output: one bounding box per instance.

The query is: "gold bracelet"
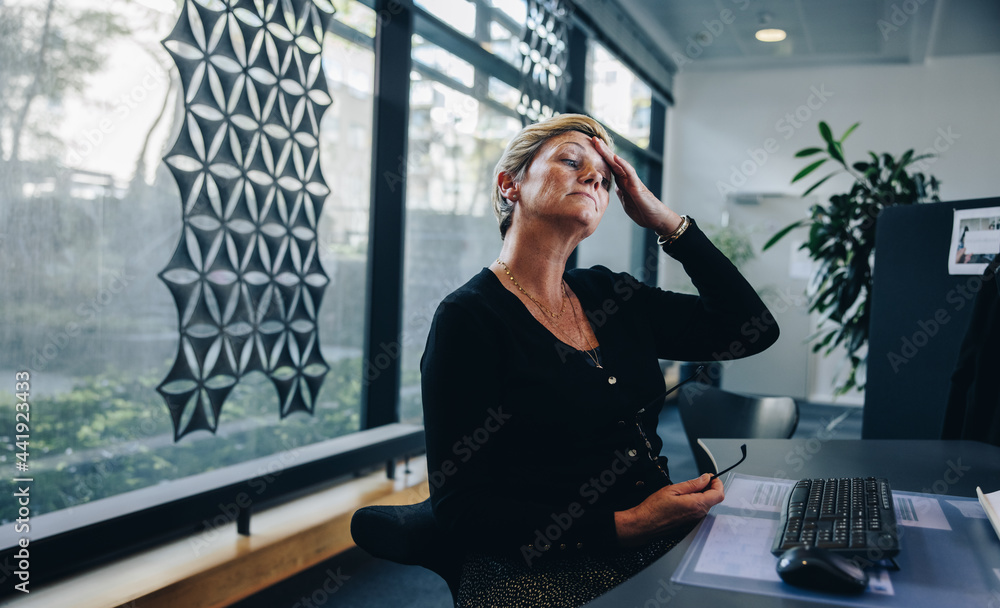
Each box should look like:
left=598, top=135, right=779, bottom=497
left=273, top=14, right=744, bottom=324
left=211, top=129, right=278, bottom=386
left=656, top=215, right=691, bottom=247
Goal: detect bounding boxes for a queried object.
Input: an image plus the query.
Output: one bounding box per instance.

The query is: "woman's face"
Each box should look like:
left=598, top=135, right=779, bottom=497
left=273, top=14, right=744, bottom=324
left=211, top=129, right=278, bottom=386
left=510, top=130, right=612, bottom=238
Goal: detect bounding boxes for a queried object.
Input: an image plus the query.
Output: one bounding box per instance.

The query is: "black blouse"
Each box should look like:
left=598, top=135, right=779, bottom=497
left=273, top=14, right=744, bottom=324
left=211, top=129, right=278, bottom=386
left=420, top=222, right=779, bottom=561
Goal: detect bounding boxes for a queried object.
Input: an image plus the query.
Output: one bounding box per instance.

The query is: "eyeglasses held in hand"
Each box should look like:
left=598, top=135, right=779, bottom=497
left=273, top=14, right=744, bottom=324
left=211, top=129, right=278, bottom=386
left=709, top=442, right=748, bottom=481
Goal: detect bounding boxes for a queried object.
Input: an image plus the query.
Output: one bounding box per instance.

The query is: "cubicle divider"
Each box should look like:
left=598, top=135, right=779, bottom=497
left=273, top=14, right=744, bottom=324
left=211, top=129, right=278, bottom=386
left=865, top=197, right=1000, bottom=438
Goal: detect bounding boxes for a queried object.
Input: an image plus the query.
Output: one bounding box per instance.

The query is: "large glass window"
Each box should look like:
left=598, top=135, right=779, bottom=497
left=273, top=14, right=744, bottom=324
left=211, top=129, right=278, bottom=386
left=579, top=42, right=658, bottom=280
left=400, top=40, right=523, bottom=424
left=586, top=41, right=653, bottom=149
left=0, top=0, right=373, bottom=517
left=415, top=0, right=478, bottom=37
left=415, top=0, right=526, bottom=65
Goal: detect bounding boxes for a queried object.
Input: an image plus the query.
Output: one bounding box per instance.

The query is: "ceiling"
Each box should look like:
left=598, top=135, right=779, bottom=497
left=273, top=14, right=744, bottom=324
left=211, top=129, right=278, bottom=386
left=613, top=0, right=1000, bottom=72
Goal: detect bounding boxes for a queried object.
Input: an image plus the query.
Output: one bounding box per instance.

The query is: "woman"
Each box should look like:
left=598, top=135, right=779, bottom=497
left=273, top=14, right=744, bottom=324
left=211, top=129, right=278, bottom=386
left=421, top=114, right=779, bottom=606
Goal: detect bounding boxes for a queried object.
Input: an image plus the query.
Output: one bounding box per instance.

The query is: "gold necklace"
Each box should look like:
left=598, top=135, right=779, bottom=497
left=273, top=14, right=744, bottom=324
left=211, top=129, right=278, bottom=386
left=539, top=294, right=602, bottom=368
left=496, top=259, right=568, bottom=319
left=496, top=260, right=617, bottom=385
left=569, top=297, right=603, bottom=369
left=565, top=286, right=617, bottom=384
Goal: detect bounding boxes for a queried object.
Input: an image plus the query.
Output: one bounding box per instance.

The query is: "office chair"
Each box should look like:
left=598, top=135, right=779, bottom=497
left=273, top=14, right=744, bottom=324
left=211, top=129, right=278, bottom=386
left=350, top=497, right=462, bottom=602
left=677, top=384, right=799, bottom=475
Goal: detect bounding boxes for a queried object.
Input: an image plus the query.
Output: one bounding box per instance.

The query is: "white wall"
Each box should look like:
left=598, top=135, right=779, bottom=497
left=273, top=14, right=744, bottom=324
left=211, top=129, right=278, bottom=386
left=661, top=53, right=1000, bottom=403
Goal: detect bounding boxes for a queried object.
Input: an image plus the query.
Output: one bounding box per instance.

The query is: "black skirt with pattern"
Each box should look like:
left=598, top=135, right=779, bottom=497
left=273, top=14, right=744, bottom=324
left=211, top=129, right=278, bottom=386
left=456, top=536, right=681, bottom=608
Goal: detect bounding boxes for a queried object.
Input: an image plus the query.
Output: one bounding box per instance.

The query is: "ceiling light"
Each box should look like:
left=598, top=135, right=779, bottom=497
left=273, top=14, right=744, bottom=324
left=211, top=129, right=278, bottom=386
left=755, top=28, right=787, bottom=42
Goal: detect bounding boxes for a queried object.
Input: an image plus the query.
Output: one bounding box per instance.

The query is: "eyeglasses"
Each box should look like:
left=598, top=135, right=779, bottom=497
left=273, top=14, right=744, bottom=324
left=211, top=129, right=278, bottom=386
left=633, top=411, right=669, bottom=480
left=710, top=442, right=747, bottom=481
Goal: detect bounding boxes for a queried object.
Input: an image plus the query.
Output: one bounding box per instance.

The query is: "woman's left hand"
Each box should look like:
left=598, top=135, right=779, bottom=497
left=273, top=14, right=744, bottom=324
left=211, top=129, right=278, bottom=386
left=592, top=136, right=683, bottom=234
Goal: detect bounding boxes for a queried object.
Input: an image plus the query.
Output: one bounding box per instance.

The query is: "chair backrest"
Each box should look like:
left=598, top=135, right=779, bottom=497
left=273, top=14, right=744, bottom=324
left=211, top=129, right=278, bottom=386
left=350, top=498, right=461, bottom=602
left=677, top=384, right=799, bottom=474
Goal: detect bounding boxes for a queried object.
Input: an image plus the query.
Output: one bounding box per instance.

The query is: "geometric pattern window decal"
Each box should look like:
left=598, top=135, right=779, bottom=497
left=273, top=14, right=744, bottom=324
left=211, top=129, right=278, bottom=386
left=516, top=0, right=569, bottom=124
left=158, top=0, right=334, bottom=441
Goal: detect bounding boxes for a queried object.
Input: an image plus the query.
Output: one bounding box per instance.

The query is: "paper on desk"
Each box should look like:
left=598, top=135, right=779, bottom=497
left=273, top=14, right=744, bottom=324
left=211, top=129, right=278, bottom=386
left=893, top=494, right=951, bottom=530
left=688, top=512, right=894, bottom=596
left=693, top=514, right=783, bottom=582
left=720, top=476, right=795, bottom=514
left=674, top=475, right=999, bottom=607
left=977, top=486, right=1000, bottom=541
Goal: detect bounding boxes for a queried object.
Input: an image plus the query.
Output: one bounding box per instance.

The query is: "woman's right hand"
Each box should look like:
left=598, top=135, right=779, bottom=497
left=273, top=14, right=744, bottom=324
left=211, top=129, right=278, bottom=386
left=591, top=136, right=683, bottom=235
left=614, top=474, right=725, bottom=547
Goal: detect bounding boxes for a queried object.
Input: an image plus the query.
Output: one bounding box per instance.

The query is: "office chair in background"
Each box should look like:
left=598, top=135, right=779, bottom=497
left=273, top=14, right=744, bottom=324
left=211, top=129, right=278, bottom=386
left=351, top=497, right=461, bottom=602
left=677, top=384, right=799, bottom=475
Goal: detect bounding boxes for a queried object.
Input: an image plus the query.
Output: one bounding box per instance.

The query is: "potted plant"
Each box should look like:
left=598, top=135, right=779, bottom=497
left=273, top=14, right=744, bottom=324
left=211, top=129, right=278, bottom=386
left=763, top=122, right=940, bottom=395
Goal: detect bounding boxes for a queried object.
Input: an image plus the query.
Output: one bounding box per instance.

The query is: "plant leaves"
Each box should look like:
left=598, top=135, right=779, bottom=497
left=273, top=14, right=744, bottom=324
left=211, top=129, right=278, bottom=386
left=802, top=172, right=840, bottom=197
left=828, top=140, right=845, bottom=164
left=887, top=150, right=913, bottom=184
left=905, top=152, right=935, bottom=166
left=795, top=147, right=825, bottom=158
left=792, top=158, right=828, bottom=184
left=839, top=122, right=860, bottom=143
left=762, top=219, right=809, bottom=251
left=818, top=121, right=834, bottom=146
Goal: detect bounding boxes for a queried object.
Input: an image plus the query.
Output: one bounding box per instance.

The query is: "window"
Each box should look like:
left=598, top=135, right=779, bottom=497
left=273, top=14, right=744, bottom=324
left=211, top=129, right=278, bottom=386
left=400, top=40, right=523, bottom=424
left=0, top=0, right=374, bottom=517
left=574, top=41, right=664, bottom=283
left=412, top=34, right=476, bottom=88
left=415, top=0, right=527, bottom=65
left=415, top=0, right=478, bottom=37
left=586, top=41, right=653, bottom=149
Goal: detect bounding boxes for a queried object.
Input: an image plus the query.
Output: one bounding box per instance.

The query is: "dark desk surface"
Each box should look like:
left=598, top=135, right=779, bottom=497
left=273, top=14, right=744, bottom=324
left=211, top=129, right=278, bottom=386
left=584, top=439, right=1000, bottom=607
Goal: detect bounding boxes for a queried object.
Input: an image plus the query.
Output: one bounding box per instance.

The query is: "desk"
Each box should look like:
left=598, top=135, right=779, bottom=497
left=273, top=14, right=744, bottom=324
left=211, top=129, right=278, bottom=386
left=584, top=439, right=1000, bottom=607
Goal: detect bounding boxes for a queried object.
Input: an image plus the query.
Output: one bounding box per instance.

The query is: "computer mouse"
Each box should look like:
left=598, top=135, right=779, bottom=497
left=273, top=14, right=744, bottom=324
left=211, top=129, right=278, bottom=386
left=776, top=546, right=869, bottom=594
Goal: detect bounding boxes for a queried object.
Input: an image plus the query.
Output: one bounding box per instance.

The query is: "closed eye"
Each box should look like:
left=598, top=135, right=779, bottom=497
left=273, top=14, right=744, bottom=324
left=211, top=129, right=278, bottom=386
left=563, top=157, right=611, bottom=190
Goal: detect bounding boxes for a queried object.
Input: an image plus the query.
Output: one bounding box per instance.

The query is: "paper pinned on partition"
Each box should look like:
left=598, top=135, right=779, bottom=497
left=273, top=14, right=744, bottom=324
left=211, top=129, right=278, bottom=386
left=948, top=207, right=1000, bottom=275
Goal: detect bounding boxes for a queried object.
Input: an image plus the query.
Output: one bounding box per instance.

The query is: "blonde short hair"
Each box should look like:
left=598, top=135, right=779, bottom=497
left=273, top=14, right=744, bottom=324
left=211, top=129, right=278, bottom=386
left=492, top=114, right=614, bottom=239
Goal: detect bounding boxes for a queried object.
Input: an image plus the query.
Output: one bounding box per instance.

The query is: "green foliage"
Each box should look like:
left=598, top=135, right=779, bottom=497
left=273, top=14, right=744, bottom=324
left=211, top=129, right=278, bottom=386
left=703, top=223, right=756, bottom=270
left=0, top=359, right=361, bottom=517
left=764, top=122, right=940, bottom=395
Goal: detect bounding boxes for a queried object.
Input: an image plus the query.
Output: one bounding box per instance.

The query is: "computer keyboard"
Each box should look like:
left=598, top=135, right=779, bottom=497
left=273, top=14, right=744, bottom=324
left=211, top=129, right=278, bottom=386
left=771, top=477, right=900, bottom=559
